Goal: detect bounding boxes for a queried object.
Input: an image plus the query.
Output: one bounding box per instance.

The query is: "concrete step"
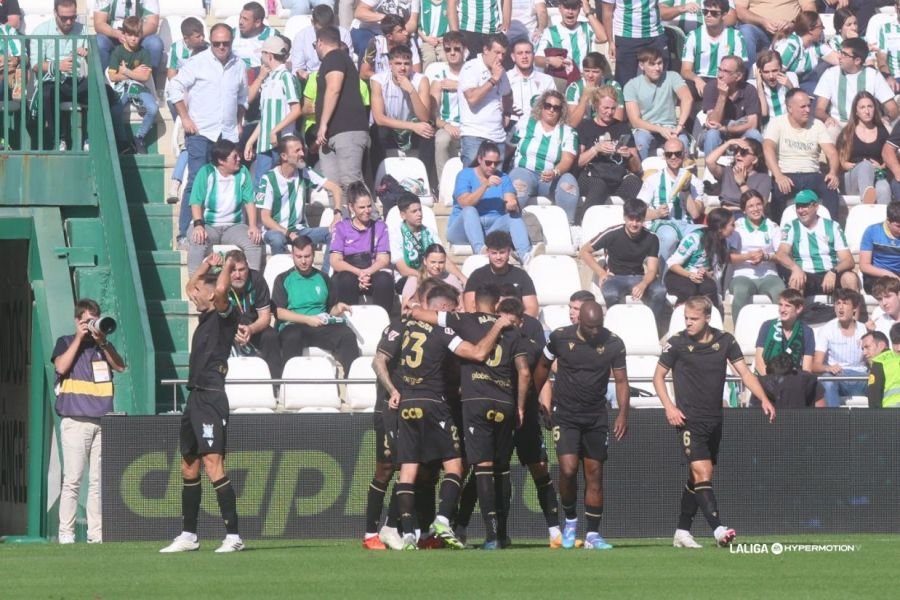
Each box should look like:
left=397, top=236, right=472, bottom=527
left=138, top=250, right=184, bottom=301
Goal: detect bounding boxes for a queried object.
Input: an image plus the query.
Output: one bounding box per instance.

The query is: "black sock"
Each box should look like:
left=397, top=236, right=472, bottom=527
left=437, top=473, right=462, bottom=520
left=562, top=503, right=577, bottom=520
left=474, top=466, right=497, bottom=542
left=494, top=467, right=511, bottom=540
left=534, top=473, right=559, bottom=528
left=213, top=477, right=239, bottom=535
left=455, top=470, right=478, bottom=528
left=365, top=478, right=389, bottom=535
left=414, top=477, right=437, bottom=531
left=182, top=477, right=201, bottom=534
left=585, top=504, right=602, bottom=534
left=694, top=481, right=722, bottom=530
left=677, top=481, right=698, bottom=531
left=396, top=482, right=416, bottom=536
left=386, top=484, right=400, bottom=529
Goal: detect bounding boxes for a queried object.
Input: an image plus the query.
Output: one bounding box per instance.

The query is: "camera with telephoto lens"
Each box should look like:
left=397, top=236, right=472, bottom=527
left=88, top=317, right=117, bottom=335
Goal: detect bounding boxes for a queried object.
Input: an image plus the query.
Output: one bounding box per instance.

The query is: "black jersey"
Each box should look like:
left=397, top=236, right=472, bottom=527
left=188, top=304, right=240, bottom=391
left=398, top=320, right=464, bottom=401
left=374, top=318, right=404, bottom=413
left=544, top=325, right=626, bottom=417
left=659, top=328, right=744, bottom=421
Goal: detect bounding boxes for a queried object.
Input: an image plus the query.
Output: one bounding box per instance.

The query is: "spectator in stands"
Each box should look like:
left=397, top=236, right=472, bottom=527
left=244, top=36, right=302, bottom=185
left=875, top=3, right=900, bottom=93
left=507, top=39, right=556, bottom=130
left=508, top=89, right=581, bottom=224
left=361, top=14, right=422, bottom=80
left=755, top=50, right=799, bottom=125
left=728, top=190, right=785, bottom=322
left=637, top=137, right=704, bottom=268
left=575, top=85, right=642, bottom=220
left=754, top=287, right=815, bottom=375
left=734, top=0, right=811, bottom=67
left=534, top=0, right=605, bottom=76
left=329, top=182, right=394, bottom=312
left=813, top=288, right=869, bottom=407
left=169, top=23, right=249, bottom=249
left=53, top=299, right=126, bottom=545
left=107, top=17, right=158, bottom=155
left=233, top=2, right=275, bottom=69
left=281, top=0, right=334, bottom=18
left=457, top=33, right=512, bottom=167
left=187, top=139, right=263, bottom=274
left=835, top=92, right=891, bottom=206
left=866, top=327, right=900, bottom=407
left=774, top=189, right=859, bottom=297
left=869, top=277, right=900, bottom=338
left=753, top=352, right=824, bottom=408
left=0, top=0, right=19, bottom=30
left=580, top=197, right=667, bottom=326
left=762, top=88, right=840, bottom=223
left=369, top=45, right=436, bottom=186
left=257, top=135, right=341, bottom=267
left=273, top=235, right=359, bottom=374
left=698, top=55, right=761, bottom=158
left=679, top=0, right=748, bottom=102
left=417, top=0, right=452, bottom=69
left=448, top=0, right=509, bottom=57
left=661, top=0, right=738, bottom=34
left=772, top=11, right=837, bottom=95
left=447, top=141, right=533, bottom=263
left=290, top=5, right=355, bottom=79
left=93, top=0, right=162, bottom=73
left=704, top=138, right=771, bottom=213
left=428, top=31, right=467, bottom=180
left=601, top=0, right=667, bottom=87
left=464, top=230, right=540, bottom=316
left=224, top=249, right=282, bottom=379
left=664, top=207, right=735, bottom=311
left=624, top=47, right=693, bottom=161
left=314, top=26, right=370, bottom=195
left=507, top=0, right=548, bottom=46
left=400, top=243, right=466, bottom=303
left=352, top=0, right=418, bottom=58
left=565, top=52, right=623, bottom=127
left=827, top=8, right=864, bottom=57
left=0, top=20, right=21, bottom=109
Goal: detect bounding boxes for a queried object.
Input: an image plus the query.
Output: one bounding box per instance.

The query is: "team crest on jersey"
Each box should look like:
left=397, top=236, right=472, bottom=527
left=568, top=342, right=575, bottom=351
left=596, top=346, right=605, bottom=355
left=712, top=343, right=720, bottom=351
left=687, top=345, right=694, bottom=352
left=315, top=286, right=322, bottom=295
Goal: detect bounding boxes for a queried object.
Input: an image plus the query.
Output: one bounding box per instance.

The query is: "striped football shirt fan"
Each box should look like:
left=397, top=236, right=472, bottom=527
left=602, top=0, right=662, bottom=39
left=781, top=217, right=849, bottom=274
left=190, top=164, right=255, bottom=226
left=510, top=117, right=579, bottom=173
left=536, top=21, right=595, bottom=69
left=682, top=26, right=748, bottom=78
left=458, top=0, right=502, bottom=34
left=256, top=167, right=325, bottom=231
left=425, top=62, right=461, bottom=124
left=256, top=64, right=301, bottom=154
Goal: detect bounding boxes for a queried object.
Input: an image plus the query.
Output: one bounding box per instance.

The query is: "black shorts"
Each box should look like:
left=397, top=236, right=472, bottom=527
left=803, top=270, right=851, bottom=296
left=514, top=395, right=548, bottom=466
left=180, top=389, right=229, bottom=456
left=678, top=419, right=723, bottom=464
left=373, top=408, right=399, bottom=465
left=553, top=412, right=609, bottom=462
left=396, top=398, right=461, bottom=464
left=461, top=398, right=516, bottom=465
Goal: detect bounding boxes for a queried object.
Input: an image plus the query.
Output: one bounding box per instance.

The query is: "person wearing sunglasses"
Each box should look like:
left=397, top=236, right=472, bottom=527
left=704, top=138, right=770, bottom=212
left=835, top=91, right=892, bottom=205
left=428, top=31, right=468, bottom=180
left=699, top=55, right=761, bottom=158
left=679, top=0, right=748, bottom=102
left=660, top=0, right=737, bottom=35
left=417, top=0, right=451, bottom=69
left=508, top=89, right=580, bottom=224
left=772, top=11, right=837, bottom=95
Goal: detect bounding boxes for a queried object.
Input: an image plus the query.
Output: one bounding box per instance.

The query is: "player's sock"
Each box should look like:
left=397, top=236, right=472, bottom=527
left=415, top=478, right=437, bottom=531
left=181, top=477, right=201, bottom=534
left=455, top=470, right=477, bottom=528
left=385, top=484, right=400, bottom=529
left=437, top=473, right=462, bottom=520
left=585, top=504, right=603, bottom=536
left=534, top=473, right=560, bottom=528
left=562, top=503, right=578, bottom=521
left=494, top=467, right=511, bottom=541
left=365, top=478, right=390, bottom=535
left=677, top=481, right=698, bottom=531
left=474, top=466, right=498, bottom=542
left=213, top=477, right=239, bottom=535
left=693, top=481, right=722, bottom=530
left=396, top=482, right=416, bottom=536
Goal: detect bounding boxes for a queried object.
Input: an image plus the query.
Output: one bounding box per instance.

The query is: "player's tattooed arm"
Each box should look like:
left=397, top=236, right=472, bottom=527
left=372, top=352, right=401, bottom=409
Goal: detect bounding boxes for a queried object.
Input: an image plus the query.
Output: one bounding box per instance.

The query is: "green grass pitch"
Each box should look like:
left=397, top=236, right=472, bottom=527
left=1, top=535, right=896, bottom=599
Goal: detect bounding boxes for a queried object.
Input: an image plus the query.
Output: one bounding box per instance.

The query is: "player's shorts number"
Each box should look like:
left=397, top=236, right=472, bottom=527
left=401, top=407, right=424, bottom=420
left=401, top=331, right=427, bottom=368
left=552, top=426, right=560, bottom=442
left=451, top=425, right=459, bottom=441
left=485, top=345, right=503, bottom=368
left=485, top=409, right=505, bottom=423
left=682, top=430, right=691, bottom=448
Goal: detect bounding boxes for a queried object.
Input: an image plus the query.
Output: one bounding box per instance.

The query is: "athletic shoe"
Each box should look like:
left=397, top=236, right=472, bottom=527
left=362, top=536, right=387, bottom=550
left=562, top=525, right=577, bottom=549
left=584, top=534, right=613, bottom=550
left=133, top=137, right=147, bottom=155
left=378, top=525, right=405, bottom=551
left=58, top=534, right=75, bottom=545
left=418, top=536, right=444, bottom=550
left=549, top=533, right=563, bottom=549
left=431, top=519, right=465, bottom=549
left=714, top=526, right=736, bottom=547
left=673, top=529, right=703, bottom=549
left=87, top=538, right=102, bottom=544
left=481, top=540, right=499, bottom=550
left=401, top=533, right=417, bottom=550
left=453, top=526, right=467, bottom=545
left=159, top=533, right=199, bottom=553
left=82, top=140, right=90, bottom=152
left=214, top=536, right=245, bottom=553
left=499, top=536, right=512, bottom=549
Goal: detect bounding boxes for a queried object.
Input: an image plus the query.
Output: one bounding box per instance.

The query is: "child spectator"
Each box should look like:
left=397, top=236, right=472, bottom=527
left=108, top=16, right=158, bottom=154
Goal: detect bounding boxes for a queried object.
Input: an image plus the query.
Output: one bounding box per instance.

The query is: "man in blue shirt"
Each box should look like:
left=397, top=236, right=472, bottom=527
left=859, top=201, right=900, bottom=294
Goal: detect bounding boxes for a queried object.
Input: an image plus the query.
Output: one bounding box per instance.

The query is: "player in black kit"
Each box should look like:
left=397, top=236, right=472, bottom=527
left=160, top=253, right=244, bottom=554
left=533, top=301, right=630, bottom=551
left=654, top=296, right=775, bottom=549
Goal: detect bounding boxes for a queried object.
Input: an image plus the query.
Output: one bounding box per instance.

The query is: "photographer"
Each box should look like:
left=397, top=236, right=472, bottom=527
left=52, top=298, right=126, bottom=544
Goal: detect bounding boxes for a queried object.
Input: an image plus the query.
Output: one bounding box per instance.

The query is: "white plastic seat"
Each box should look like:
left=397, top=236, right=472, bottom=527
left=667, top=304, right=724, bottom=338
left=18, top=0, right=53, bottom=13
left=733, top=303, right=779, bottom=358
left=345, top=357, right=378, bottom=411
left=461, top=254, right=489, bottom=278
left=540, top=305, right=571, bottom=332
left=282, top=356, right=342, bottom=410
left=264, top=254, right=294, bottom=295
left=845, top=204, right=887, bottom=254
left=845, top=396, right=869, bottom=408
left=449, top=243, right=474, bottom=257
left=581, top=205, right=624, bottom=246
left=439, top=157, right=463, bottom=206
left=641, top=156, right=666, bottom=174
left=224, top=357, right=277, bottom=412
left=526, top=255, right=581, bottom=306
left=375, top=156, right=433, bottom=206
left=213, top=0, right=253, bottom=19
left=605, top=304, right=661, bottom=355
left=283, top=14, right=313, bottom=41
left=345, top=305, right=390, bottom=355
left=159, top=0, right=206, bottom=16
left=212, top=244, right=241, bottom=256
left=626, top=354, right=662, bottom=399
left=779, top=203, right=832, bottom=227
left=523, top=205, right=574, bottom=255
left=296, top=406, right=341, bottom=413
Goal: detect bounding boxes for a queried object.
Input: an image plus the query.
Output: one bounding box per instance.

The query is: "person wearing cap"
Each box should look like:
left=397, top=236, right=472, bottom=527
left=774, top=189, right=859, bottom=297
left=244, top=35, right=302, bottom=186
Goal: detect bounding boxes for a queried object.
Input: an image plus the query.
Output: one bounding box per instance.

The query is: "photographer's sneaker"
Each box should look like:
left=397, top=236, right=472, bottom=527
left=714, top=526, right=736, bottom=547
left=159, top=532, right=199, bottom=553
left=673, top=529, right=702, bottom=549
left=215, top=535, right=245, bottom=553
left=58, top=534, right=75, bottom=545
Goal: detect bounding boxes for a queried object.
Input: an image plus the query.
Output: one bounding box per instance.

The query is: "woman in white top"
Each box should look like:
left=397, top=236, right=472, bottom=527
left=728, top=190, right=785, bottom=322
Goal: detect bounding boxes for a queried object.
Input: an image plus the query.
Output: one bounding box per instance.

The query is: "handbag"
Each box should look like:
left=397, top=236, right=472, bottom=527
left=343, top=223, right=377, bottom=269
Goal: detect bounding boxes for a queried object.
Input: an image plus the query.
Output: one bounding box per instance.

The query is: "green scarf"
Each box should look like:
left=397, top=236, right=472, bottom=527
left=761, top=319, right=804, bottom=371
left=400, top=222, right=433, bottom=269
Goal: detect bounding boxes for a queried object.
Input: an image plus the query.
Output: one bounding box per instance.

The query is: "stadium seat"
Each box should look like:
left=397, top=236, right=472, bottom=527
left=375, top=156, right=434, bottom=206
left=158, top=0, right=206, bottom=17
left=780, top=203, right=831, bottom=227
left=18, top=0, right=53, bottom=13
left=345, top=357, right=377, bottom=411
left=283, top=14, right=313, bottom=41
left=282, top=356, right=342, bottom=410
left=213, top=0, right=254, bottom=19
left=224, top=357, right=277, bottom=412
left=345, top=304, right=390, bottom=355
left=845, top=396, right=869, bottom=409
left=296, top=406, right=342, bottom=413
left=527, top=255, right=581, bottom=306
left=667, top=303, right=724, bottom=338
left=449, top=242, right=474, bottom=257
left=540, top=304, right=571, bottom=332
left=842, top=195, right=861, bottom=208
left=439, top=157, right=463, bottom=206
left=523, top=205, right=574, bottom=255
left=821, top=12, right=835, bottom=40
left=461, top=254, right=489, bottom=277
left=626, top=354, right=662, bottom=402
left=641, top=156, right=666, bottom=174
left=212, top=244, right=240, bottom=256
left=581, top=205, right=624, bottom=245
left=733, top=303, right=779, bottom=358
left=264, top=253, right=293, bottom=294
left=605, top=304, right=661, bottom=355
left=845, top=204, right=887, bottom=254
left=384, top=204, right=441, bottom=243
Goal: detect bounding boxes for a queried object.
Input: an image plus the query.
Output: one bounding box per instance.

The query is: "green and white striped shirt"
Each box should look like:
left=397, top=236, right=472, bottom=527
left=256, top=64, right=300, bottom=154
left=418, top=0, right=450, bottom=38
left=775, top=33, right=826, bottom=78
left=661, top=0, right=734, bottom=32
left=682, top=26, right=747, bottom=78
left=877, top=21, right=900, bottom=78
left=637, top=168, right=703, bottom=227
left=758, top=73, right=797, bottom=119
left=564, top=78, right=623, bottom=122
left=668, top=230, right=709, bottom=272
left=458, top=0, right=502, bottom=35
left=536, top=22, right=595, bottom=69
left=256, top=167, right=326, bottom=231
left=781, top=217, right=848, bottom=274
left=167, top=39, right=193, bottom=71
left=510, top=117, right=579, bottom=172
left=190, top=164, right=255, bottom=226
left=602, top=0, right=662, bottom=39
left=813, top=65, right=894, bottom=123
left=425, top=62, right=461, bottom=124
left=232, top=25, right=274, bottom=69
left=0, top=24, right=22, bottom=59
